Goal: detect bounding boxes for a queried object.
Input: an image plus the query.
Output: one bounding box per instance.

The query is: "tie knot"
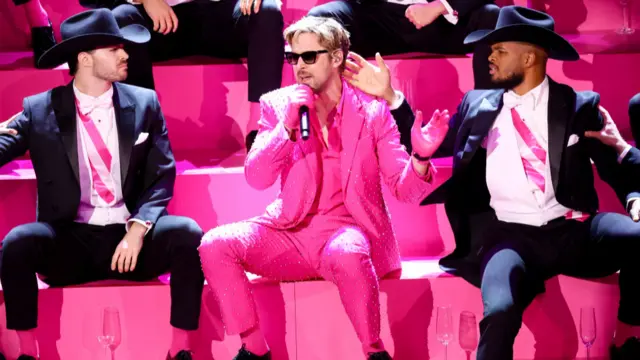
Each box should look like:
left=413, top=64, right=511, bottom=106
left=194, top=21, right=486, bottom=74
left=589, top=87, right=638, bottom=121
left=78, top=97, right=112, bottom=115
left=503, top=91, right=535, bottom=110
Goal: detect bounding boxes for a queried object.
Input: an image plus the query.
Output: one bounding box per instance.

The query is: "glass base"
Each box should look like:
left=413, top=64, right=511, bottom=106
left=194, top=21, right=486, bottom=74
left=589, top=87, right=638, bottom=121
left=617, top=27, right=636, bottom=35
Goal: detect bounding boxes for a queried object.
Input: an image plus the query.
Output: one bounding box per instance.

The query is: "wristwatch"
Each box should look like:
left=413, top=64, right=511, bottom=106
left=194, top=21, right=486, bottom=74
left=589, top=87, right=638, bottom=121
left=412, top=152, right=431, bottom=162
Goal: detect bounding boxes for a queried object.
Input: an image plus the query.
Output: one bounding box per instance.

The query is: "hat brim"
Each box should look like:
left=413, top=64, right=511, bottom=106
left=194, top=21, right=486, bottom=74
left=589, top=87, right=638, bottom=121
left=464, top=24, right=580, bottom=61
left=38, top=24, right=150, bottom=69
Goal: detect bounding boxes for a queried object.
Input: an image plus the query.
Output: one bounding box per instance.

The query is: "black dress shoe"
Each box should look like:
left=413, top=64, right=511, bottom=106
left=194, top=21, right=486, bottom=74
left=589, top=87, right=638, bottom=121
left=166, top=350, right=193, bottom=360
left=233, top=344, right=271, bottom=360
left=17, top=355, right=38, bottom=360
left=245, top=130, right=258, bottom=152
left=368, top=351, right=392, bottom=360
left=610, top=337, right=640, bottom=360
left=31, top=20, right=57, bottom=68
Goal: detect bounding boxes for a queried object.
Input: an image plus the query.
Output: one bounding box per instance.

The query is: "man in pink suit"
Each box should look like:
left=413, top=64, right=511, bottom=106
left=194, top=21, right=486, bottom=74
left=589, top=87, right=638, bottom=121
left=198, top=16, right=449, bottom=360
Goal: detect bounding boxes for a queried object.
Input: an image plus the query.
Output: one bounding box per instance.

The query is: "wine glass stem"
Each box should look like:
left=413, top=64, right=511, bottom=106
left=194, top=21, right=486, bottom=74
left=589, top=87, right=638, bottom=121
left=623, top=5, right=630, bottom=29
left=444, top=343, right=448, bottom=360
left=587, top=345, right=590, bottom=360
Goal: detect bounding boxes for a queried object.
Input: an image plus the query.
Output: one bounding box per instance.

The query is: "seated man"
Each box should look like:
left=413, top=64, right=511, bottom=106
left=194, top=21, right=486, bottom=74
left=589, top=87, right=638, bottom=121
left=198, top=16, right=448, bottom=360
left=10, top=0, right=56, bottom=67
left=78, top=0, right=285, bottom=150
left=629, top=92, right=640, bottom=145
left=308, top=0, right=500, bottom=89
left=354, top=6, right=640, bottom=360
left=1, top=10, right=203, bottom=360
left=348, top=6, right=640, bottom=360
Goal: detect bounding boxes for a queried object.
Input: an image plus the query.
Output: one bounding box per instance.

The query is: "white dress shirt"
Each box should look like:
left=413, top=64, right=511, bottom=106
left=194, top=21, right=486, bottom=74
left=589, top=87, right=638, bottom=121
left=73, top=84, right=150, bottom=232
left=485, top=77, right=582, bottom=226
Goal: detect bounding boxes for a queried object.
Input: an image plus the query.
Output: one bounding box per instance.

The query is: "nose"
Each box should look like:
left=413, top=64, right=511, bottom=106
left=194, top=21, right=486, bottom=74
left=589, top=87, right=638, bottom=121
left=119, top=48, right=129, bottom=61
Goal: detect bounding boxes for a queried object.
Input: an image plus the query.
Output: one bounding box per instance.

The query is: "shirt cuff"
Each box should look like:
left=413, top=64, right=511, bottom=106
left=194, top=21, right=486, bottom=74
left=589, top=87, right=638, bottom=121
left=627, top=197, right=640, bottom=213
left=439, top=0, right=459, bottom=25
left=618, top=144, right=632, bottom=163
left=389, top=90, right=405, bottom=111
left=126, top=219, right=153, bottom=235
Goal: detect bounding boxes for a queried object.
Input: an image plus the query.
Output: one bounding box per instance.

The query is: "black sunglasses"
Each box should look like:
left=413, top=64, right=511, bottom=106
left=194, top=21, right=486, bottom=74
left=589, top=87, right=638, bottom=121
left=284, top=50, right=329, bottom=65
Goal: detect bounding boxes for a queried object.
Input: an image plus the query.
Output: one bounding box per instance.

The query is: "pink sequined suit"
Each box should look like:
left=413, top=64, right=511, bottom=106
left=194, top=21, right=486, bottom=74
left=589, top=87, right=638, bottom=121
left=198, top=80, right=435, bottom=354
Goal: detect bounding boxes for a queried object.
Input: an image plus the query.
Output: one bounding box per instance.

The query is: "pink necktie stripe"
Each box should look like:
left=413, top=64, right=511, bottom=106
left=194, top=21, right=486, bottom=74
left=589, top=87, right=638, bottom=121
left=510, top=108, right=546, bottom=164
left=88, top=159, right=115, bottom=204
left=510, top=107, right=547, bottom=193
left=520, top=157, right=546, bottom=193
left=75, top=98, right=116, bottom=205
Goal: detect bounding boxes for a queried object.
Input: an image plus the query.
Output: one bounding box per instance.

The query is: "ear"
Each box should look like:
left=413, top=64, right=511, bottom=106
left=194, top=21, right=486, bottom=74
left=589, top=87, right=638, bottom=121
left=78, top=51, right=91, bottom=67
left=332, top=50, right=344, bottom=69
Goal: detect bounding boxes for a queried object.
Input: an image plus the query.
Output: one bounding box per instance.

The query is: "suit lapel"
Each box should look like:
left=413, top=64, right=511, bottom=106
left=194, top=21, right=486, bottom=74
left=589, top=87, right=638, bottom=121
left=113, top=83, right=136, bottom=186
left=340, top=85, right=366, bottom=196
left=547, top=79, right=571, bottom=191
left=53, top=82, right=80, bottom=183
left=459, top=90, right=504, bottom=168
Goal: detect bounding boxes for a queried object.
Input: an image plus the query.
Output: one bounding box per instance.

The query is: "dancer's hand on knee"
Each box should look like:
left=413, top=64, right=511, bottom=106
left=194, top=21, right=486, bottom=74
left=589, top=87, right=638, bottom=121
left=405, top=2, right=446, bottom=29
left=111, top=226, right=145, bottom=273
left=142, top=0, right=178, bottom=35
left=241, top=0, right=262, bottom=15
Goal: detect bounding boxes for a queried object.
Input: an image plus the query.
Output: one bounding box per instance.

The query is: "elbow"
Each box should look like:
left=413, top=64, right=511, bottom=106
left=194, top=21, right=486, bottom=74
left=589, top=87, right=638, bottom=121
left=244, top=164, right=276, bottom=191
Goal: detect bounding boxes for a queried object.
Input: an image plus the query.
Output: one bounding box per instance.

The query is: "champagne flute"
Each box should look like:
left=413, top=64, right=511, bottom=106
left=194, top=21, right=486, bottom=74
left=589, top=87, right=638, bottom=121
left=436, top=305, right=454, bottom=360
left=580, top=307, right=596, bottom=360
left=459, top=311, right=478, bottom=360
left=617, top=0, right=635, bottom=34
left=97, top=307, right=121, bottom=359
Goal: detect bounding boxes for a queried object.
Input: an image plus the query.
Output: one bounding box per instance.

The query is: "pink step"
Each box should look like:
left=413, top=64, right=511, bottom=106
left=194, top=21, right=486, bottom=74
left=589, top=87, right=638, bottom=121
left=0, top=157, right=627, bottom=260
left=0, top=258, right=620, bottom=360
left=1, top=53, right=640, bottom=156
left=1, top=0, right=639, bottom=51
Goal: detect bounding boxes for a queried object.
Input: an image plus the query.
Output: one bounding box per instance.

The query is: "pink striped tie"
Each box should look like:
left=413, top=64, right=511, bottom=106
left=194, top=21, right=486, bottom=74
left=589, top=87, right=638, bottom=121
left=75, top=98, right=116, bottom=204
left=510, top=107, right=547, bottom=193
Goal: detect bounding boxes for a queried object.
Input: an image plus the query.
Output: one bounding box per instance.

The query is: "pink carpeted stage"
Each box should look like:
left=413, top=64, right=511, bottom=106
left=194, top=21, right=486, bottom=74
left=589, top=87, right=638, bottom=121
left=0, top=0, right=639, bottom=358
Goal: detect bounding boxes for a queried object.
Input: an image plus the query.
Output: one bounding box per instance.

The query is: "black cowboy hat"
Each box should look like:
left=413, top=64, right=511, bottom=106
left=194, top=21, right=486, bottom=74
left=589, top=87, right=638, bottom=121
left=38, top=8, right=150, bottom=69
left=464, top=6, right=579, bottom=61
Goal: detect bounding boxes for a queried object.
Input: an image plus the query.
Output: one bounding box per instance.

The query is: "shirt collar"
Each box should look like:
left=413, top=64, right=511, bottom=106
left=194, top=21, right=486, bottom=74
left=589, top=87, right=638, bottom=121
left=73, top=81, right=114, bottom=105
left=505, top=76, right=549, bottom=110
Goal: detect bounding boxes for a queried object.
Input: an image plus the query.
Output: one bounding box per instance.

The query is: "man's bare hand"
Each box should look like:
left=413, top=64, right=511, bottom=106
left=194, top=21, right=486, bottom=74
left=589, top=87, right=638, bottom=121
left=344, top=51, right=396, bottom=106
left=142, top=0, right=178, bottom=34
left=0, top=111, right=21, bottom=136
left=111, top=223, right=146, bottom=273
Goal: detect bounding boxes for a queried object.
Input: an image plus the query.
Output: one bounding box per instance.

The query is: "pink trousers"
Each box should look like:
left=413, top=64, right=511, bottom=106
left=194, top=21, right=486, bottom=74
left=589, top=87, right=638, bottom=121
left=198, top=215, right=384, bottom=354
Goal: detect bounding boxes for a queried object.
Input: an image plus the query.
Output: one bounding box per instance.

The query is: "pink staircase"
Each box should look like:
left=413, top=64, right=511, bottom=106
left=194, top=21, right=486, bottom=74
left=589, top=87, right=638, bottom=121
left=1, top=0, right=640, bottom=358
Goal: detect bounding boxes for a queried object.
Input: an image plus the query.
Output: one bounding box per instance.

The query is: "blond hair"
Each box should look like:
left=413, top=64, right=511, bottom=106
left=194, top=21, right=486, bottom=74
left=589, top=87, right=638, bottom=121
left=284, top=16, right=350, bottom=70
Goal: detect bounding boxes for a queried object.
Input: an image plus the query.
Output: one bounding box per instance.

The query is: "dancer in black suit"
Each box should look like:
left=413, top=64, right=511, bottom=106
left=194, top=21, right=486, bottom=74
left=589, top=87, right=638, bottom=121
left=345, top=6, right=640, bottom=360
left=0, top=10, right=203, bottom=360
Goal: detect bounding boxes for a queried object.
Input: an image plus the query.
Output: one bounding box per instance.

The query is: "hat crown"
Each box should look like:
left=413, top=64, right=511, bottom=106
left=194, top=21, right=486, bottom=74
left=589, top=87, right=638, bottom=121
left=496, top=6, right=555, bottom=32
left=60, top=8, right=121, bottom=41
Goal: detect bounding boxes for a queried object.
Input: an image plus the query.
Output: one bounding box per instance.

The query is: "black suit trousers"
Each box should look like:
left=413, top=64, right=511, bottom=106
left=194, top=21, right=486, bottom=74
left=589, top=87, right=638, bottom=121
left=112, top=0, right=284, bottom=102
left=477, top=212, right=640, bottom=360
left=0, top=216, right=204, bottom=331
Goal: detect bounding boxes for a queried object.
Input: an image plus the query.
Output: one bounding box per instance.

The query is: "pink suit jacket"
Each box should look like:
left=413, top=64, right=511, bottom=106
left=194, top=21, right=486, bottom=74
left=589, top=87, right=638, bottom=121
left=245, top=80, right=435, bottom=278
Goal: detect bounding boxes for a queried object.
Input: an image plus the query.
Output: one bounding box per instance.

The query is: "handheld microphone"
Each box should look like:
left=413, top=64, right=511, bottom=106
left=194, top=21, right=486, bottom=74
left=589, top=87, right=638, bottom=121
left=299, top=105, right=310, bottom=141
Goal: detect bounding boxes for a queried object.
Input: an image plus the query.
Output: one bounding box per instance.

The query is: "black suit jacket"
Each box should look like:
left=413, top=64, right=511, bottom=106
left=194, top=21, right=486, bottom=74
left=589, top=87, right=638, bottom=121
left=0, top=82, right=176, bottom=226
left=393, top=78, right=640, bottom=285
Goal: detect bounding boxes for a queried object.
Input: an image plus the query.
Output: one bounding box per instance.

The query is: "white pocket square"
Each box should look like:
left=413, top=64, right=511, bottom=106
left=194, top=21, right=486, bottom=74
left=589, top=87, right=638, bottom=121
left=567, top=134, right=580, bottom=147
left=134, top=132, right=149, bottom=145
